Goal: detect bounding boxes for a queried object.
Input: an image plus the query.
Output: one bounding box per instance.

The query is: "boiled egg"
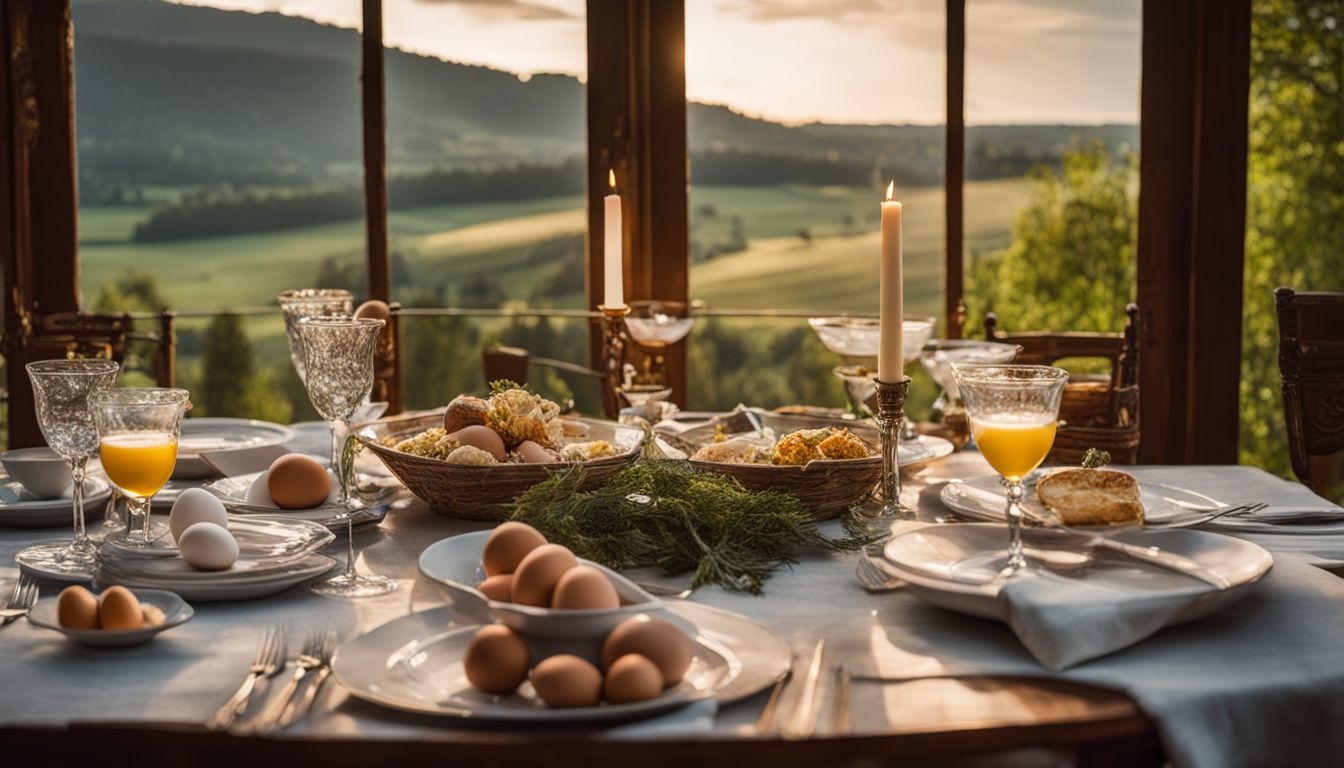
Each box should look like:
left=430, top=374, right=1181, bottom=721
left=267, top=454, right=331, bottom=510
left=353, top=300, right=390, bottom=323
left=179, top=521, right=240, bottom=571
left=602, top=615, right=693, bottom=686
left=246, top=471, right=275, bottom=507
left=476, top=573, right=514, bottom=602
left=169, top=487, right=228, bottom=542
left=515, top=440, right=557, bottom=464
left=57, top=585, right=100, bottom=630
left=463, top=624, right=531, bottom=695
left=98, top=586, right=144, bottom=630
left=603, top=653, right=664, bottom=704
left=531, top=654, right=602, bottom=708
left=481, top=521, right=547, bottom=577
left=551, top=565, right=619, bottom=611
left=511, top=543, right=577, bottom=607
left=450, top=425, right=506, bottom=463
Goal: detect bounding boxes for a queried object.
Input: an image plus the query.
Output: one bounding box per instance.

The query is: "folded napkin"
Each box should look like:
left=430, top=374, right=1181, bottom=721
left=605, top=698, right=718, bottom=740
left=996, top=569, right=1212, bottom=670
left=1198, top=505, right=1344, bottom=567
left=198, top=444, right=290, bottom=478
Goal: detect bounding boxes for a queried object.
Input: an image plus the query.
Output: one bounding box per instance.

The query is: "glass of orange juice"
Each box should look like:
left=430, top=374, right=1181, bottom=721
left=952, top=364, right=1068, bottom=576
left=90, top=388, right=190, bottom=547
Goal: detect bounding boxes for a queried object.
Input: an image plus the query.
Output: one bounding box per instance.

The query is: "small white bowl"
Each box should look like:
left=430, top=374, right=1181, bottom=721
left=27, top=588, right=193, bottom=648
left=418, top=531, right=687, bottom=663
left=1, top=447, right=71, bottom=500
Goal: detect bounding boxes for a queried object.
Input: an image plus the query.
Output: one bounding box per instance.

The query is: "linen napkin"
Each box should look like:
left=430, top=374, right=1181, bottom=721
left=197, top=444, right=291, bottom=478
left=996, top=569, right=1213, bottom=670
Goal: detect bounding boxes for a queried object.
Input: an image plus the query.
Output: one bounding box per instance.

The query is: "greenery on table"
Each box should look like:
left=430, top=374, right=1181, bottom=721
left=505, top=461, right=882, bottom=595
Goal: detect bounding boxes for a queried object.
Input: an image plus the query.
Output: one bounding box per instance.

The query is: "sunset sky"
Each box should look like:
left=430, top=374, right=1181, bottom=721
left=171, top=0, right=1141, bottom=125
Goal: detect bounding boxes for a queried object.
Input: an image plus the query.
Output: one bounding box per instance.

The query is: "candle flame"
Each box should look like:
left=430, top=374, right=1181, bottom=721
left=885, top=180, right=894, bottom=201
left=608, top=169, right=616, bottom=190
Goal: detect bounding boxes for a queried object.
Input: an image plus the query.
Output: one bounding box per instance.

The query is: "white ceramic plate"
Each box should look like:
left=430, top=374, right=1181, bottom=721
left=418, top=531, right=671, bottom=661
left=99, top=514, right=334, bottom=563
left=940, top=473, right=1223, bottom=525
left=0, top=476, right=113, bottom=529
left=173, top=418, right=297, bottom=479
left=883, top=523, right=1273, bottom=624
left=204, top=472, right=392, bottom=529
left=94, top=553, right=337, bottom=601
left=900, top=435, right=955, bottom=468
left=333, top=600, right=789, bottom=723
left=27, top=588, right=193, bottom=648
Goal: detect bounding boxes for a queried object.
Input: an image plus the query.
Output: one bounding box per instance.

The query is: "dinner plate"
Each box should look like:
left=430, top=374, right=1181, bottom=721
left=94, top=553, right=338, bottom=601
left=204, top=472, right=393, bottom=529
left=0, top=476, right=113, bottom=529
left=883, top=523, right=1273, bottom=624
left=98, top=515, right=334, bottom=568
left=334, top=601, right=790, bottom=722
left=940, top=473, right=1223, bottom=525
left=900, top=435, right=955, bottom=468
left=173, top=418, right=297, bottom=479
left=27, top=588, right=193, bottom=648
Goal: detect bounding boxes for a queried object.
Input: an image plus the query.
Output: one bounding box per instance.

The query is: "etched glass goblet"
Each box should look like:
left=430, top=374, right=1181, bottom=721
left=91, top=388, right=189, bottom=547
left=298, top=315, right=397, bottom=597
left=18, top=359, right=120, bottom=579
left=277, top=289, right=353, bottom=384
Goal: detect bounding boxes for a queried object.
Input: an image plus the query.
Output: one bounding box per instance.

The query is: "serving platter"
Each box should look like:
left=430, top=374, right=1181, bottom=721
left=940, top=473, right=1223, bottom=525
left=94, top=553, right=338, bottom=601
left=204, top=472, right=393, bottom=529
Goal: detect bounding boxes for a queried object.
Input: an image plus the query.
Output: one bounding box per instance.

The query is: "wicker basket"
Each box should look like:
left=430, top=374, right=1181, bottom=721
left=355, top=411, right=644, bottom=520
left=689, top=456, right=881, bottom=520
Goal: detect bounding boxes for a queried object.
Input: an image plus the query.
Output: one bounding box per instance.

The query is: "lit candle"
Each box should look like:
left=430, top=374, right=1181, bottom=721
left=878, top=180, right=903, bottom=381
left=603, top=169, right=625, bottom=309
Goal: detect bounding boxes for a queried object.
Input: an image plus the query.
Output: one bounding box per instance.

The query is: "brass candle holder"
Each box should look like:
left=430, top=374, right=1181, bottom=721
left=597, top=304, right=631, bottom=419
left=870, top=375, right=916, bottom=520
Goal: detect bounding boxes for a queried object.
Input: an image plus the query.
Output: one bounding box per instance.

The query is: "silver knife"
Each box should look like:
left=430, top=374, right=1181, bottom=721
left=784, top=639, right=826, bottom=739
left=1075, top=531, right=1232, bottom=588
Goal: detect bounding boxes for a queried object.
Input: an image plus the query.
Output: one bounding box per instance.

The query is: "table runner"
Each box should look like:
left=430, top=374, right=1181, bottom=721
left=2, top=436, right=1343, bottom=767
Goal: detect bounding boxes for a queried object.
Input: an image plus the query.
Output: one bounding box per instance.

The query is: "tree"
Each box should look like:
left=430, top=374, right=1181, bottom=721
left=196, top=313, right=291, bottom=423
left=1239, top=0, right=1344, bottom=476
left=967, top=139, right=1136, bottom=335
left=92, top=269, right=173, bottom=314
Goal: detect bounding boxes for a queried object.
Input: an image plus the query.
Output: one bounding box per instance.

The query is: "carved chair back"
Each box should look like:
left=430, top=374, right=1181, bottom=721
left=1274, top=287, right=1344, bottom=496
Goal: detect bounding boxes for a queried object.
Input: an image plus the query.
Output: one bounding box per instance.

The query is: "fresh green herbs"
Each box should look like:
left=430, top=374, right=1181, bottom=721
left=505, top=461, right=881, bottom=595
left=489, top=379, right=525, bottom=394
left=1081, top=448, right=1112, bottom=469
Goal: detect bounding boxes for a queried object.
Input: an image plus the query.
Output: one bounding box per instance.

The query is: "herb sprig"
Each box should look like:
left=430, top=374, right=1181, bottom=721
left=505, top=461, right=881, bottom=594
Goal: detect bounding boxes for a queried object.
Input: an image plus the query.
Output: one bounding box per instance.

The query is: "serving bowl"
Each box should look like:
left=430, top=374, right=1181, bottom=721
left=356, top=411, right=645, bottom=520
left=1, top=447, right=71, bottom=499
left=27, top=588, right=193, bottom=648
left=417, top=530, right=682, bottom=663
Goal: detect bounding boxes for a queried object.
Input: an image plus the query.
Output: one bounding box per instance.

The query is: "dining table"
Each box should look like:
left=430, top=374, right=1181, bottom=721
left=3, top=422, right=1344, bottom=767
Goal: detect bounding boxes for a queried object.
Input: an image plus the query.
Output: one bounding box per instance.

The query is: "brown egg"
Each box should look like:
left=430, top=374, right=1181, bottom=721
left=551, top=565, right=619, bottom=611
left=481, top=521, right=548, bottom=577
left=57, top=585, right=100, bottom=630
left=141, top=604, right=166, bottom=627
left=515, top=440, right=558, bottom=464
left=511, top=543, right=578, bottom=607
left=267, top=454, right=331, bottom=510
left=353, top=300, right=390, bottom=322
left=602, top=616, right=693, bottom=686
left=604, top=654, right=665, bottom=704
left=477, top=573, right=514, bottom=602
left=443, top=395, right=489, bottom=433
left=463, top=625, right=531, bottom=695
left=98, top=586, right=144, bottom=631
left=531, top=655, right=603, bottom=708
left=450, top=425, right=506, bottom=463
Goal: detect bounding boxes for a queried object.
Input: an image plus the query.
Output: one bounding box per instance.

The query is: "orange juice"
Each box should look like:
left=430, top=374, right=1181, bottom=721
left=100, top=432, right=178, bottom=498
left=972, top=415, right=1057, bottom=481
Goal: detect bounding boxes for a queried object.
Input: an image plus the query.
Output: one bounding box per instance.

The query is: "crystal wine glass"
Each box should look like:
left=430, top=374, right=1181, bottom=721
left=297, top=315, right=397, bottom=597
left=277, top=289, right=353, bottom=384
left=18, top=359, right=120, bottom=579
left=952, top=364, right=1068, bottom=577
left=90, top=388, right=190, bottom=547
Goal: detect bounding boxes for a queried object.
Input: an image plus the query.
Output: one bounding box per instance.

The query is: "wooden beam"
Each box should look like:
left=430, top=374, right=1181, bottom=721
left=1136, top=0, right=1251, bottom=464
left=944, top=0, right=965, bottom=339
left=361, top=0, right=389, bottom=305
left=585, top=0, right=689, bottom=408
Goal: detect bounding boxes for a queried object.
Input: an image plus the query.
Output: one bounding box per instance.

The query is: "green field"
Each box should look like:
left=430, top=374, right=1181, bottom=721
left=78, top=178, right=1033, bottom=392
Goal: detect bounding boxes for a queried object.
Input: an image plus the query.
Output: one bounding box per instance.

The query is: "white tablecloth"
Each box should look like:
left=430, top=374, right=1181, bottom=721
left=2, top=436, right=1343, bottom=768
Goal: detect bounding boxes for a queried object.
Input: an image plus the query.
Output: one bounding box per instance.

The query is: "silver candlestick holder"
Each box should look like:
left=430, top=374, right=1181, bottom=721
left=868, top=375, right=915, bottom=520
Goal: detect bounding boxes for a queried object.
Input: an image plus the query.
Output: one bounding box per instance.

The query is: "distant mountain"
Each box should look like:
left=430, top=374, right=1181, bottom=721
left=71, top=0, right=1136, bottom=197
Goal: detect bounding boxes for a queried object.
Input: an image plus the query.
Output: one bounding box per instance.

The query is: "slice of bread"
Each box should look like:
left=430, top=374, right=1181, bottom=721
left=1036, top=468, right=1144, bottom=526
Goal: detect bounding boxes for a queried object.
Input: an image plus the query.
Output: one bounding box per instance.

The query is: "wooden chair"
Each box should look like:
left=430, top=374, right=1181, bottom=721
left=481, top=344, right=604, bottom=415
left=29, top=311, right=176, bottom=387
left=1274, top=287, right=1344, bottom=496
left=984, top=304, right=1141, bottom=464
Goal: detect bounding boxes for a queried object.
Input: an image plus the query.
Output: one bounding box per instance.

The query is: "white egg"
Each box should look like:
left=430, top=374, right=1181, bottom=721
left=246, top=471, right=277, bottom=507
left=178, top=522, right=240, bottom=571
left=168, top=487, right=229, bottom=542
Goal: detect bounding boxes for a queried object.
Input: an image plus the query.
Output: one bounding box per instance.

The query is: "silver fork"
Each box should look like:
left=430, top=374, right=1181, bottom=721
left=856, top=556, right=903, bottom=592
left=0, top=575, right=38, bottom=627
left=239, top=627, right=330, bottom=734
left=276, top=628, right=338, bottom=729
left=1150, top=502, right=1267, bottom=529
left=207, top=625, right=287, bottom=730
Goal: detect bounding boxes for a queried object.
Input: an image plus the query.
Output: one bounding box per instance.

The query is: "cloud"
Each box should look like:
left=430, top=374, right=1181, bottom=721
left=414, top=0, right=577, bottom=22
left=718, top=0, right=895, bottom=23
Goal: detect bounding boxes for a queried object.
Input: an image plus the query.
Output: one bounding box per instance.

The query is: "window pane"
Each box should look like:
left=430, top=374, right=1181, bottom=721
left=73, top=0, right=364, bottom=421
left=685, top=0, right=945, bottom=409
left=380, top=0, right=589, bottom=401
left=963, top=0, right=1141, bottom=339
left=1239, top=0, right=1344, bottom=480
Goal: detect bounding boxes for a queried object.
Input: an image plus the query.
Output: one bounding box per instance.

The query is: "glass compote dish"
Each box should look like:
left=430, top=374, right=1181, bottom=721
left=952, top=364, right=1068, bottom=577
left=809, top=316, right=936, bottom=431
left=919, top=340, right=1022, bottom=441
left=90, top=388, right=189, bottom=547
left=18, top=359, right=120, bottom=579
left=297, top=315, right=398, bottom=597
left=622, top=300, right=694, bottom=406
left=277, top=289, right=354, bottom=383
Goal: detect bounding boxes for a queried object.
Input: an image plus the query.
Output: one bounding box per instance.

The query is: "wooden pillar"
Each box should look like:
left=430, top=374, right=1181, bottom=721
left=586, top=0, right=689, bottom=408
left=1136, top=0, right=1252, bottom=464
left=944, top=0, right=966, bottom=339
left=2, top=0, right=80, bottom=448
left=361, top=0, right=400, bottom=413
